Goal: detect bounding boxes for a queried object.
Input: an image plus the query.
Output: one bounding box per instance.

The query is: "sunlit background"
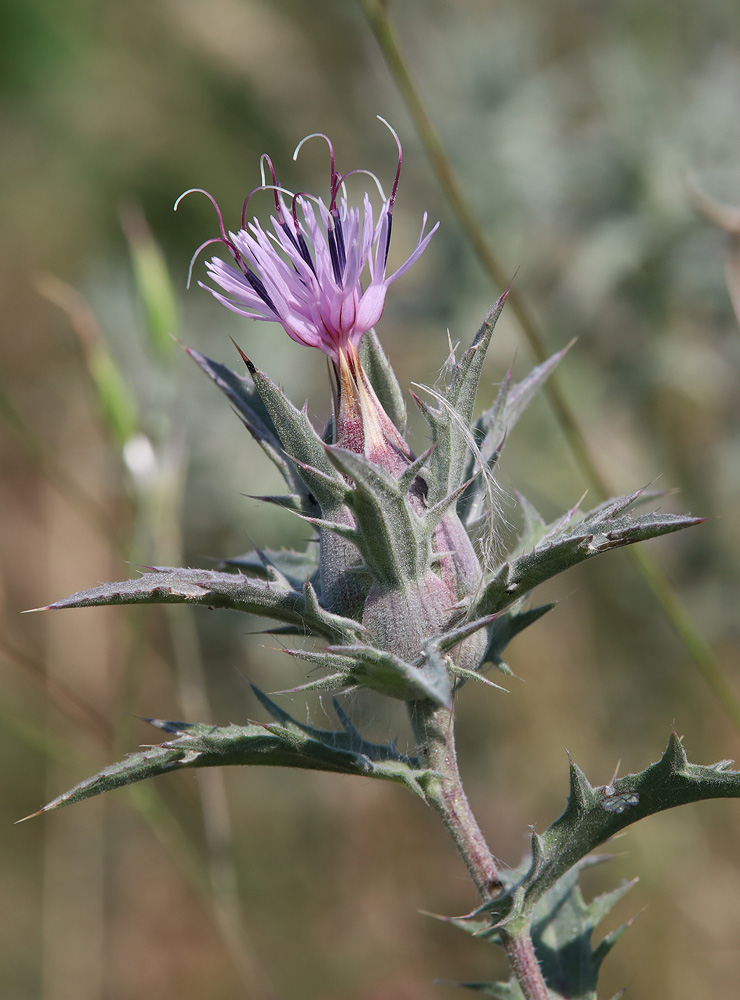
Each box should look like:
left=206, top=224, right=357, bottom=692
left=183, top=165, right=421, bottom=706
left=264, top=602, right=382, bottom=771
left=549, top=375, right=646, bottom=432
left=3, top=1, right=740, bottom=998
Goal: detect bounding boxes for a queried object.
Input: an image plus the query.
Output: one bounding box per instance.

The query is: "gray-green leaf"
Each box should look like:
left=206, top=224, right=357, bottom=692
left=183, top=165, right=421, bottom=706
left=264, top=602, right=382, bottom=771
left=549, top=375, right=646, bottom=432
left=25, top=694, right=431, bottom=818
left=38, top=566, right=364, bottom=643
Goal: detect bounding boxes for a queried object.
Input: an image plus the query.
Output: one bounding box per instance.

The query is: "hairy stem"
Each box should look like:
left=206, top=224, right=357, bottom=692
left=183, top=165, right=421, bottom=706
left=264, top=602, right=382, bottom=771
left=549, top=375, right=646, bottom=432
left=409, top=700, right=550, bottom=998
left=499, top=932, right=552, bottom=1000
left=409, top=700, right=501, bottom=896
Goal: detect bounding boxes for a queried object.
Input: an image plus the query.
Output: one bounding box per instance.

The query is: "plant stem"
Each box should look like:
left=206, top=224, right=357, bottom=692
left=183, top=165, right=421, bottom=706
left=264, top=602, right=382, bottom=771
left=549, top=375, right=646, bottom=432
left=499, top=932, right=552, bottom=1000
left=409, top=699, right=501, bottom=897
left=408, top=699, right=551, bottom=999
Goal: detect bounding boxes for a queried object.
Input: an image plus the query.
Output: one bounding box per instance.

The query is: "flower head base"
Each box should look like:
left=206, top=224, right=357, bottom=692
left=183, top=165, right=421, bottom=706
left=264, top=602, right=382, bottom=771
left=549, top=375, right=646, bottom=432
left=180, top=121, right=438, bottom=363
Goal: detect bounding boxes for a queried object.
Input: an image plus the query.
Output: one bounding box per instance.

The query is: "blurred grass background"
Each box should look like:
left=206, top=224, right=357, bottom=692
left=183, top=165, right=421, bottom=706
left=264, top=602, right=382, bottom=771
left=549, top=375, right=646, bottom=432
left=2, top=1, right=740, bottom=997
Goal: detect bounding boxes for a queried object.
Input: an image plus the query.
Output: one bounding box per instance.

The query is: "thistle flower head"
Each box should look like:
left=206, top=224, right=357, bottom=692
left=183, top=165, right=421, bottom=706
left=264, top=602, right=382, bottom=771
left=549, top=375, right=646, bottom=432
left=180, top=120, right=438, bottom=363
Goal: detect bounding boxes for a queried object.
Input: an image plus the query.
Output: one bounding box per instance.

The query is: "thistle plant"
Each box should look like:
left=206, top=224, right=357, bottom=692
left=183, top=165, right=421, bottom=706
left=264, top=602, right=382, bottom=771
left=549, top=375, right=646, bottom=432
left=28, top=123, right=740, bottom=999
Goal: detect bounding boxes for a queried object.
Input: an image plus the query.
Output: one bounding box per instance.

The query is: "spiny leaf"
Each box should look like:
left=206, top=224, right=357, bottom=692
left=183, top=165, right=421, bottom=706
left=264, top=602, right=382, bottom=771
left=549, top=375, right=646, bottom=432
left=508, top=488, right=675, bottom=561
left=426, top=613, right=499, bottom=656
left=220, top=547, right=319, bottom=590
left=460, top=344, right=570, bottom=528
left=424, top=478, right=476, bottom=532
left=251, top=493, right=313, bottom=514
left=245, top=359, right=348, bottom=514
left=527, top=869, right=635, bottom=999
left=447, top=664, right=508, bottom=691
left=453, top=859, right=636, bottom=1000
left=476, top=343, right=573, bottom=468
left=512, top=493, right=549, bottom=554
left=24, top=702, right=432, bottom=818
left=480, top=603, right=555, bottom=672
left=418, top=614, right=505, bottom=689
left=472, top=503, right=703, bottom=618
left=283, top=642, right=453, bottom=708
left=250, top=686, right=417, bottom=765
left=186, top=347, right=276, bottom=439
left=420, top=292, right=508, bottom=505
left=186, top=346, right=314, bottom=510
left=473, top=535, right=594, bottom=617
left=519, top=735, right=740, bottom=913
left=282, top=614, right=496, bottom=707
left=272, top=670, right=358, bottom=697
left=446, top=291, right=509, bottom=425
left=37, top=566, right=365, bottom=643
left=476, top=735, right=740, bottom=931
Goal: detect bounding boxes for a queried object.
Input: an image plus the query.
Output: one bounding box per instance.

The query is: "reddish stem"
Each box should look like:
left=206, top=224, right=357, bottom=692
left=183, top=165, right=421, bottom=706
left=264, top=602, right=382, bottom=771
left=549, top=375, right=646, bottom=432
left=408, top=700, right=551, bottom=1000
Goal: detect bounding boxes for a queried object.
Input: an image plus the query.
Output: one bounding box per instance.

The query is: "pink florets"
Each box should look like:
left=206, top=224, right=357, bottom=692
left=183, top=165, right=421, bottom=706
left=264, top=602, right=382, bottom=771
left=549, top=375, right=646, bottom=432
left=181, top=122, right=438, bottom=362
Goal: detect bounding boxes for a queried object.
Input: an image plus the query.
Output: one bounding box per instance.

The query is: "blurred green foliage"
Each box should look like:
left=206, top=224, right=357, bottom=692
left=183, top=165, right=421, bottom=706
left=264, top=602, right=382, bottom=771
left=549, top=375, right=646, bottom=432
left=2, top=1, right=740, bottom=999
